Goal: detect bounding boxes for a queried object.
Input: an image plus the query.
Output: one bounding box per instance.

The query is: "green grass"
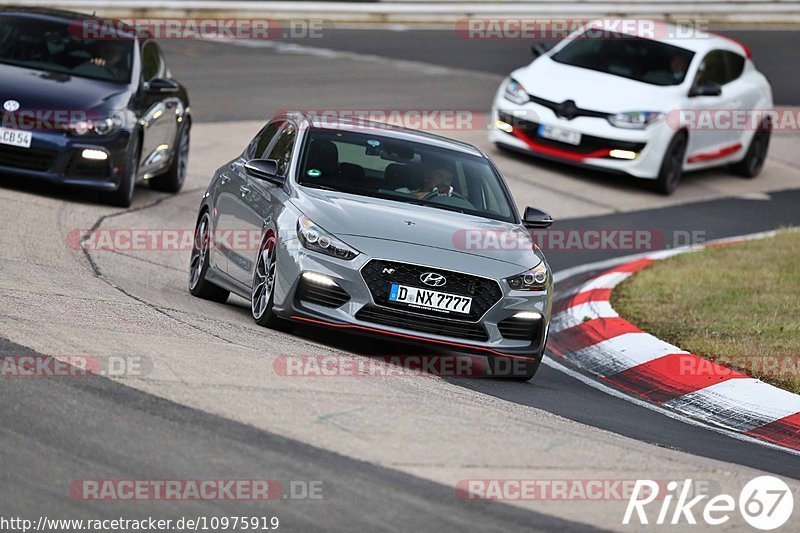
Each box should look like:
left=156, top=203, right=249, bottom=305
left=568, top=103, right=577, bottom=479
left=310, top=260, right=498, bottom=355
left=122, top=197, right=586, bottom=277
left=612, top=230, right=800, bottom=393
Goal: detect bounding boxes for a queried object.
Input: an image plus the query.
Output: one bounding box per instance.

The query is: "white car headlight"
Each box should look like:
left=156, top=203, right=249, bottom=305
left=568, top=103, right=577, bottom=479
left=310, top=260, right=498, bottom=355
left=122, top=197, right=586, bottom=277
left=506, top=262, right=549, bottom=291
left=503, top=79, right=530, bottom=105
left=607, top=111, right=664, bottom=129
left=297, top=215, right=359, bottom=260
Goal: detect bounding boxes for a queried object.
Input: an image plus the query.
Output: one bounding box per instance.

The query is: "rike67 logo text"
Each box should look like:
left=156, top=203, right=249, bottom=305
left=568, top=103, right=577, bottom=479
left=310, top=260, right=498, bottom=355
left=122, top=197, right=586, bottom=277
left=624, top=476, right=793, bottom=530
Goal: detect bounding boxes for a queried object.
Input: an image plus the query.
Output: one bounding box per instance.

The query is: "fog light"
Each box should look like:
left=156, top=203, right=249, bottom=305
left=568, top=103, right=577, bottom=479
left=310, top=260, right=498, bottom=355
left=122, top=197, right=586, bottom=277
left=495, top=119, right=513, bottom=133
left=513, top=311, right=542, bottom=320
left=81, top=149, right=108, bottom=161
left=302, top=272, right=337, bottom=287
left=608, top=149, right=638, bottom=160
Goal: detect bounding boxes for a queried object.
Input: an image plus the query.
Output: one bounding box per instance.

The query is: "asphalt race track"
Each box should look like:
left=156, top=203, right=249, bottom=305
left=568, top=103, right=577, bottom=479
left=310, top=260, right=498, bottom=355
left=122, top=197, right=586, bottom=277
left=1, top=28, right=800, bottom=531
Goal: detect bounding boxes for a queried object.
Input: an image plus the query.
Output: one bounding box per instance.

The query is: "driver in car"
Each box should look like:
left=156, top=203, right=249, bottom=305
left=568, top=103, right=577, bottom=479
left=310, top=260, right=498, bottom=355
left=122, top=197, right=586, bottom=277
left=90, top=41, right=128, bottom=78
left=412, top=167, right=455, bottom=199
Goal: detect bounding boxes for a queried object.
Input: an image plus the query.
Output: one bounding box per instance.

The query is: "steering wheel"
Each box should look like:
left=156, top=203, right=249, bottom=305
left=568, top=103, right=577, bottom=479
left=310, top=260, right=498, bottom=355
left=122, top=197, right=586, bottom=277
left=423, top=187, right=467, bottom=201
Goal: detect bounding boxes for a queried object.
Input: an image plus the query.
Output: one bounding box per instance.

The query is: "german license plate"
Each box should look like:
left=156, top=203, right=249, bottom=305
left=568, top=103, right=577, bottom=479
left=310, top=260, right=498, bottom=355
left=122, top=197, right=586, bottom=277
left=538, top=124, right=581, bottom=145
left=0, top=127, right=32, bottom=149
left=388, top=283, right=472, bottom=315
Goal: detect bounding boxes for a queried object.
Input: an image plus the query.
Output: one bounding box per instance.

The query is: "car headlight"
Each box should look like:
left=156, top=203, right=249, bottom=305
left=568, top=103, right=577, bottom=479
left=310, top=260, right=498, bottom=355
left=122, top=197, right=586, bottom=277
left=607, top=111, right=664, bottom=129
left=70, top=114, right=124, bottom=136
left=503, top=78, right=530, bottom=105
left=297, top=215, right=359, bottom=260
left=506, top=262, right=549, bottom=291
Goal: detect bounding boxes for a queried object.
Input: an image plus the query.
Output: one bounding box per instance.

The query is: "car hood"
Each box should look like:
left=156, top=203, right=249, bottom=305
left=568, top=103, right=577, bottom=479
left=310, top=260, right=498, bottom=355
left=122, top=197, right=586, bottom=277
left=290, top=188, right=543, bottom=270
left=0, top=63, right=131, bottom=116
left=512, top=56, right=683, bottom=113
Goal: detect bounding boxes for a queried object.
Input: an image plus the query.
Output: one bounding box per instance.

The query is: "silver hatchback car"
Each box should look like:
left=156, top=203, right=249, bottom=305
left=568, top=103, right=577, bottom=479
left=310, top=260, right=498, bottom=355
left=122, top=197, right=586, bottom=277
left=189, top=113, right=554, bottom=380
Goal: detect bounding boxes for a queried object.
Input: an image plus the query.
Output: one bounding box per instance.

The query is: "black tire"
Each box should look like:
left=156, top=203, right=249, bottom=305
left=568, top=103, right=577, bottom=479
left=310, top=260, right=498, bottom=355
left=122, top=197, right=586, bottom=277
left=100, top=133, right=140, bottom=207
left=730, top=127, right=770, bottom=178
left=188, top=212, right=230, bottom=303
left=149, top=125, right=190, bottom=192
left=652, top=132, right=687, bottom=196
left=251, top=234, right=293, bottom=331
left=487, top=355, right=542, bottom=381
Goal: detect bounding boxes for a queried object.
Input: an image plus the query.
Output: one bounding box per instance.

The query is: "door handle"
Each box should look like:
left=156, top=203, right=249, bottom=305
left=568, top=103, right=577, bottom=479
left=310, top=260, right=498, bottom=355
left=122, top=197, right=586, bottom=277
left=240, top=185, right=251, bottom=197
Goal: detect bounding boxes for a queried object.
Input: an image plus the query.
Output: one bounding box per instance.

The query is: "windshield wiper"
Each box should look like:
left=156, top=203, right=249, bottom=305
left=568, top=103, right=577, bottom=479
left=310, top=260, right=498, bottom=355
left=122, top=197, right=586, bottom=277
left=391, top=197, right=469, bottom=215
left=422, top=203, right=469, bottom=215
left=299, top=182, right=339, bottom=191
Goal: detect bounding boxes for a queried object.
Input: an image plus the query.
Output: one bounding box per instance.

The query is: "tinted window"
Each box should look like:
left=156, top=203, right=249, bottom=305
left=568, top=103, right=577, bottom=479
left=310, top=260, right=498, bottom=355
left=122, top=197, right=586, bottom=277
left=724, top=51, right=745, bottom=82
left=695, top=50, right=728, bottom=85
left=297, top=129, right=515, bottom=223
left=248, top=122, right=282, bottom=159
left=141, top=41, right=163, bottom=81
left=0, top=15, right=133, bottom=82
left=550, top=31, right=694, bottom=86
left=267, top=123, right=297, bottom=177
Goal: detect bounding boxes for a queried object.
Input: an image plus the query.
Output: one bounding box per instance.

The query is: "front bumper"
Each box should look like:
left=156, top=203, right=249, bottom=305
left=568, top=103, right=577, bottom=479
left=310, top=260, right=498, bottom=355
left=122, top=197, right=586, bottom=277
left=491, top=100, right=675, bottom=179
left=271, top=240, right=551, bottom=360
left=0, top=129, right=132, bottom=190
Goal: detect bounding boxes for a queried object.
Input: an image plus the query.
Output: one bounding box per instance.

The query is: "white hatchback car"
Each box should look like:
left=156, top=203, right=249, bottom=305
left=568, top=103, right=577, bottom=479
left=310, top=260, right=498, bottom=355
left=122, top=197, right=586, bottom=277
left=490, top=21, right=773, bottom=194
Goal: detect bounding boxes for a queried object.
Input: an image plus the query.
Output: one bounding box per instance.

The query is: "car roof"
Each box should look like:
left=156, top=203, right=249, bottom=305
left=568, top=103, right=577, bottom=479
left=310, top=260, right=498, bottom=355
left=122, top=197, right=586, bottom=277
left=583, top=19, right=752, bottom=59
left=287, top=113, right=485, bottom=157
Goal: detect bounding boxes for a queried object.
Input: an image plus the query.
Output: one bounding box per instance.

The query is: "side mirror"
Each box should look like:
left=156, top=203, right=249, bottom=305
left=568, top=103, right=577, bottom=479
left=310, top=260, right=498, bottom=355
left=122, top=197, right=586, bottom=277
left=145, top=78, right=180, bottom=94
left=531, top=43, right=549, bottom=58
left=523, top=206, right=554, bottom=229
left=689, top=81, right=722, bottom=98
left=245, top=159, right=284, bottom=185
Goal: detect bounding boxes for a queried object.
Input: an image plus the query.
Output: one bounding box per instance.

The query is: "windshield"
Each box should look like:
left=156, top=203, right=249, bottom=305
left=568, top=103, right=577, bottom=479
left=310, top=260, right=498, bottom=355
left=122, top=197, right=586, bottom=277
left=0, top=15, right=133, bottom=83
left=297, top=129, right=516, bottom=223
left=551, top=30, right=695, bottom=86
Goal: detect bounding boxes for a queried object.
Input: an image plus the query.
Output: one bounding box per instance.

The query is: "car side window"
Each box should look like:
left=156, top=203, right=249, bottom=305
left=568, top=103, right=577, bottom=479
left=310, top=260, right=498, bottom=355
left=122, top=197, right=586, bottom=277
left=266, top=123, right=297, bottom=177
left=723, top=51, right=745, bottom=82
left=695, top=50, right=731, bottom=86
left=141, top=41, right=164, bottom=82
left=247, top=122, right=283, bottom=159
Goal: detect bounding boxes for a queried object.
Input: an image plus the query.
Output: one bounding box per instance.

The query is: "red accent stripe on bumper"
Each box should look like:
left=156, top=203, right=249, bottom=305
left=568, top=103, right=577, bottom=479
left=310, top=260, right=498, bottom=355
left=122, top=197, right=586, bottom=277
left=512, top=130, right=610, bottom=162
left=288, top=315, right=539, bottom=361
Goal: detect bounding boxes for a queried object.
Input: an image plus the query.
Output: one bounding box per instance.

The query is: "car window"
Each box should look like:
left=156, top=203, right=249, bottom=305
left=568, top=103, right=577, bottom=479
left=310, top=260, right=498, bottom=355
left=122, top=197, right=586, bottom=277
left=248, top=122, right=283, bottom=159
left=550, top=31, right=694, bottom=86
left=141, top=41, right=164, bottom=81
left=267, top=123, right=297, bottom=177
left=723, top=51, right=745, bottom=82
left=0, top=14, right=133, bottom=83
left=297, top=129, right=515, bottom=223
left=694, top=50, right=728, bottom=86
